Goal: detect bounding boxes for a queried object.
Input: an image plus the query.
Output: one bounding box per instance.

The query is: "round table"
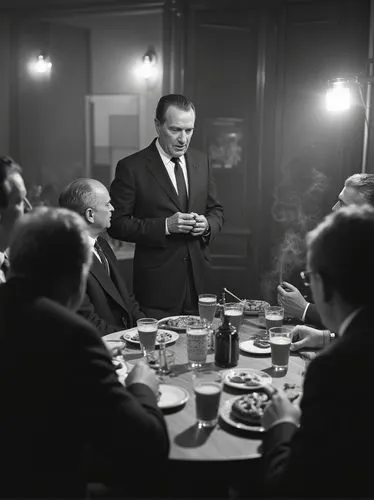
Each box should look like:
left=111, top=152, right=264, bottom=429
left=104, top=315, right=306, bottom=462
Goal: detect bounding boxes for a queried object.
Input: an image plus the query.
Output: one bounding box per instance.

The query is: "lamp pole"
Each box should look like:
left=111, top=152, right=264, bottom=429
left=361, top=0, right=374, bottom=173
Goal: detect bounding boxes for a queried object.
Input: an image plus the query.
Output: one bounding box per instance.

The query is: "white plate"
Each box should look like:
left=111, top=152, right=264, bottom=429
left=223, top=368, right=272, bottom=390
left=240, top=339, right=271, bottom=355
left=121, top=328, right=179, bottom=347
left=157, top=384, right=189, bottom=410
left=220, top=397, right=265, bottom=433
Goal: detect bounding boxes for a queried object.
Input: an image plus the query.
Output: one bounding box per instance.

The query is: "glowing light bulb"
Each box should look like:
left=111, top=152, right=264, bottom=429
left=326, top=79, right=351, bottom=112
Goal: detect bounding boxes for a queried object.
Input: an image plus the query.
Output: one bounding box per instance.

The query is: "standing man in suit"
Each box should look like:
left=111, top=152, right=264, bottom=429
left=59, top=178, right=144, bottom=335
left=109, top=94, right=224, bottom=319
left=278, top=172, right=374, bottom=328
left=0, top=155, right=31, bottom=283
left=261, top=205, right=374, bottom=498
left=0, top=207, right=169, bottom=498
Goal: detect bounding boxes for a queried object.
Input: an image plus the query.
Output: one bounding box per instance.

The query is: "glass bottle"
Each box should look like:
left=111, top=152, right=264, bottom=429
left=215, top=312, right=239, bottom=368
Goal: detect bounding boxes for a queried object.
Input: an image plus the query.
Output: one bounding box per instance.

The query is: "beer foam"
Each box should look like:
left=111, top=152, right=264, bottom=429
left=270, top=336, right=291, bottom=345
left=225, top=310, right=242, bottom=317
left=194, top=382, right=221, bottom=395
left=199, top=297, right=217, bottom=303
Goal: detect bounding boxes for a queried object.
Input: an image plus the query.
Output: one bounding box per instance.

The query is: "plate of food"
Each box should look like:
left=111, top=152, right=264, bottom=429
left=220, top=391, right=271, bottom=432
left=242, top=300, right=270, bottom=316
left=121, top=328, right=179, bottom=347
left=240, top=338, right=271, bottom=355
left=223, top=368, right=272, bottom=390
left=157, top=384, right=189, bottom=410
left=158, top=315, right=202, bottom=332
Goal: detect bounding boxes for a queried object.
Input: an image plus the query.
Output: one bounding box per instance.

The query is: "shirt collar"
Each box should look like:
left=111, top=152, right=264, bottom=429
left=338, top=307, right=363, bottom=336
left=87, top=235, right=97, bottom=250
left=0, top=252, right=5, bottom=268
left=155, top=139, right=185, bottom=167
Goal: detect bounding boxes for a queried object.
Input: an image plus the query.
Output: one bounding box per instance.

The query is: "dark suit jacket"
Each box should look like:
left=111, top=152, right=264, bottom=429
left=262, top=307, right=373, bottom=498
left=0, top=277, right=169, bottom=498
left=304, top=302, right=324, bottom=328
left=108, top=140, right=224, bottom=317
left=78, top=236, right=144, bottom=336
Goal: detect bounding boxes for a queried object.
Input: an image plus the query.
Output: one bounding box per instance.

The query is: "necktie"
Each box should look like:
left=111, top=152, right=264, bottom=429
left=94, top=241, right=110, bottom=275
left=171, top=157, right=188, bottom=212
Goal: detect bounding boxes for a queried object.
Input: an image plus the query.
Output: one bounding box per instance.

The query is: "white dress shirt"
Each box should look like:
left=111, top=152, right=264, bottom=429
left=87, top=235, right=102, bottom=263
left=155, top=139, right=190, bottom=235
left=155, top=139, right=189, bottom=196
left=0, top=251, right=7, bottom=284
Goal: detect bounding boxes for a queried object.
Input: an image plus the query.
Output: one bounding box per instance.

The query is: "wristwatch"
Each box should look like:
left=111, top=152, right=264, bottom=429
left=329, top=332, right=336, bottom=343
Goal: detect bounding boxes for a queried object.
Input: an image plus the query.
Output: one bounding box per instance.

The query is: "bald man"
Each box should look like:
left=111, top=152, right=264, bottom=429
left=59, top=178, right=144, bottom=336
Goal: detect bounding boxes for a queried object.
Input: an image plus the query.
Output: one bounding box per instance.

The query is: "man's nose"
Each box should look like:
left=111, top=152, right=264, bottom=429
left=178, top=131, right=187, bottom=143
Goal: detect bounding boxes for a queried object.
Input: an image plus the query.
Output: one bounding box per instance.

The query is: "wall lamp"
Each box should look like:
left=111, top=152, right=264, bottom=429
left=28, top=52, right=52, bottom=76
left=140, top=46, right=157, bottom=80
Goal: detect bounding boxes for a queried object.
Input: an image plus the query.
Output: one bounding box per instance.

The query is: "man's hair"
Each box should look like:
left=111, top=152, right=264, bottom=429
left=9, top=207, right=91, bottom=284
left=307, top=204, right=374, bottom=307
left=0, top=156, right=22, bottom=209
left=155, top=94, right=195, bottom=124
left=58, top=178, right=97, bottom=215
left=344, top=173, right=374, bottom=206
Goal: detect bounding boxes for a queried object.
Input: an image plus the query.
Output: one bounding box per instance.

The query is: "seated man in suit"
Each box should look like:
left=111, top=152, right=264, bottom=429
left=262, top=204, right=374, bottom=498
left=278, top=173, right=374, bottom=328
left=0, top=207, right=169, bottom=498
left=0, top=155, right=31, bottom=282
left=59, top=178, right=144, bottom=336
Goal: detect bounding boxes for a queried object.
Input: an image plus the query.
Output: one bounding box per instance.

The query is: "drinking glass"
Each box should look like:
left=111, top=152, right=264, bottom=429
left=264, top=306, right=284, bottom=333
left=137, top=318, right=158, bottom=360
left=186, top=322, right=209, bottom=368
left=223, top=302, right=244, bottom=335
left=192, top=369, right=223, bottom=428
left=269, top=326, right=293, bottom=370
left=198, top=294, right=218, bottom=325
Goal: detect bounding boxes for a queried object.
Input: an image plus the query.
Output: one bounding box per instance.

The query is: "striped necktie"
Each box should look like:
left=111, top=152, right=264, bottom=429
left=94, top=240, right=110, bottom=275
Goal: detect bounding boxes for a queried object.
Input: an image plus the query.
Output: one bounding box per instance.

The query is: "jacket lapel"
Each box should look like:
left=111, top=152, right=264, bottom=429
left=90, top=256, right=127, bottom=310
left=145, top=141, right=183, bottom=211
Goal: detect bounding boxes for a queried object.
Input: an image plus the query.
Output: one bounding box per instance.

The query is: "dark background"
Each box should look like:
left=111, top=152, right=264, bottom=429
left=0, top=0, right=371, bottom=302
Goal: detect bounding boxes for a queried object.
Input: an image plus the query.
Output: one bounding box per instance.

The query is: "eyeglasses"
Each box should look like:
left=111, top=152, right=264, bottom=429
left=300, top=270, right=315, bottom=287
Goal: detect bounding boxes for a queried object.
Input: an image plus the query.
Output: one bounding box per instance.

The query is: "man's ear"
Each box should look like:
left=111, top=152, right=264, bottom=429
left=85, top=207, right=94, bottom=224
left=154, top=118, right=160, bottom=134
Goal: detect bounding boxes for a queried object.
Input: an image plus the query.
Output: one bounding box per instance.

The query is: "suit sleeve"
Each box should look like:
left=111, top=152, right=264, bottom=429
left=204, top=158, right=224, bottom=243
left=109, top=158, right=167, bottom=247
left=73, top=323, right=169, bottom=474
left=304, top=303, right=324, bottom=328
left=78, top=293, right=121, bottom=336
left=261, top=353, right=338, bottom=496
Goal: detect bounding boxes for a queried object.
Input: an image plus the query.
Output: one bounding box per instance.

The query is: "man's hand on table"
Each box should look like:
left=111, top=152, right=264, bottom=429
left=262, top=387, right=301, bottom=431
left=125, top=363, right=160, bottom=398
left=290, top=325, right=326, bottom=352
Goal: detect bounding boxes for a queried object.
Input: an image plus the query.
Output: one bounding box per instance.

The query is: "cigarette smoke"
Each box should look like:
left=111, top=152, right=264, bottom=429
left=261, top=159, right=328, bottom=303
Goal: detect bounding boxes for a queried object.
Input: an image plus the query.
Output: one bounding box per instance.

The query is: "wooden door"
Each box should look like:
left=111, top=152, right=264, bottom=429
left=183, top=2, right=263, bottom=300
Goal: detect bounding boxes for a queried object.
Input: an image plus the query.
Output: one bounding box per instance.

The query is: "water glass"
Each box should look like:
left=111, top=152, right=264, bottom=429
left=192, top=369, right=223, bottom=428
left=187, top=322, right=209, bottom=368
left=137, top=318, right=158, bottom=359
left=265, top=306, right=284, bottom=333
left=269, top=326, right=293, bottom=370
left=223, top=302, right=244, bottom=335
left=198, top=294, right=218, bottom=325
